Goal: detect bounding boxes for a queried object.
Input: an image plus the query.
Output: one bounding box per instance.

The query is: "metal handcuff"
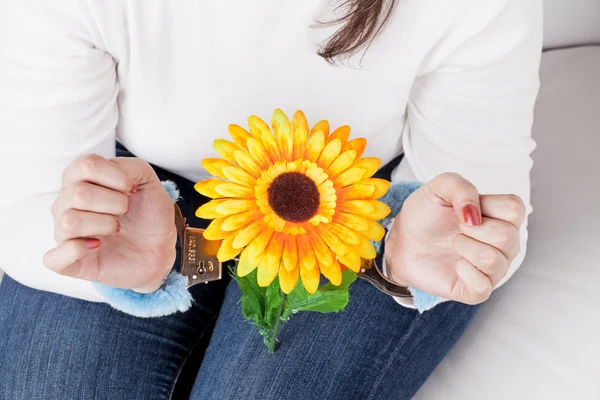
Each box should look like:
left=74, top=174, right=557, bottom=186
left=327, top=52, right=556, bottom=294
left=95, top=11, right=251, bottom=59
left=173, top=203, right=412, bottom=298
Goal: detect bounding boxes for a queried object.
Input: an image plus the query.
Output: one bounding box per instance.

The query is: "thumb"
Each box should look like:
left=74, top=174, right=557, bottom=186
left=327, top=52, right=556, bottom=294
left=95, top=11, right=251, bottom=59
left=427, top=173, right=482, bottom=226
left=111, top=157, right=159, bottom=187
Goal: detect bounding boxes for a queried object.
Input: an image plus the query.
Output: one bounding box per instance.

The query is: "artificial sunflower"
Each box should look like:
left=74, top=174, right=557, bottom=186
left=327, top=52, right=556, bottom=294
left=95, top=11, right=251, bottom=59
left=195, top=109, right=391, bottom=294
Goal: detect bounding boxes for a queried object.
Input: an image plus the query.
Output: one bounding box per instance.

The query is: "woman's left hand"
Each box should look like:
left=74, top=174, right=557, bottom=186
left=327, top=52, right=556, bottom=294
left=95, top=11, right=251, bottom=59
left=385, top=173, right=526, bottom=305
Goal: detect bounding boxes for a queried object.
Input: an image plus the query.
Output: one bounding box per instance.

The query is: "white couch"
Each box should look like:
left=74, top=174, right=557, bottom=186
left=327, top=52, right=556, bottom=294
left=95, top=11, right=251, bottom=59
left=415, top=1, right=600, bottom=399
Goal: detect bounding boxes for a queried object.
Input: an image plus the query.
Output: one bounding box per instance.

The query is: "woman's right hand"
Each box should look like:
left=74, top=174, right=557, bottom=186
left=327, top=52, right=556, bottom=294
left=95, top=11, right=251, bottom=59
left=43, top=154, right=178, bottom=293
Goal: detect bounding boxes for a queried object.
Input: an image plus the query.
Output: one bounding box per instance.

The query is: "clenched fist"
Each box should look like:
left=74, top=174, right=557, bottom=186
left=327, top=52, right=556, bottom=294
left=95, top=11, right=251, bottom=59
left=43, top=154, right=177, bottom=293
left=385, top=173, right=525, bottom=305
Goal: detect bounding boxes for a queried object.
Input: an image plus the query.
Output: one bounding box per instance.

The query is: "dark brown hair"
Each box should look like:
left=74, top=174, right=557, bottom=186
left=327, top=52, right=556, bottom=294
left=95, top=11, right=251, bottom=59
left=319, top=0, right=398, bottom=63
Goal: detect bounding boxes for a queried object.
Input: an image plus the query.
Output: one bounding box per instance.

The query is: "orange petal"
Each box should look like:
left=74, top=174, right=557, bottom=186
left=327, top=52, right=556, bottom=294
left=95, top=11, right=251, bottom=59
left=221, top=165, right=256, bottom=187
left=330, top=223, right=362, bottom=245
left=352, top=157, right=381, bottom=179
left=257, top=252, right=279, bottom=287
left=272, top=109, right=293, bottom=161
left=307, top=229, right=334, bottom=266
left=316, top=225, right=350, bottom=257
left=194, top=179, right=224, bottom=198
left=310, top=120, right=330, bottom=138
left=213, top=139, right=242, bottom=165
left=300, top=262, right=320, bottom=294
left=203, top=218, right=228, bottom=240
left=338, top=200, right=391, bottom=220
left=237, top=247, right=260, bottom=277
left=327, top=150, right=357, bottom=177
left=337, top=250, right=361, bottom=273
left=201, top=158, right=232, bottom=179
left=327, top=125, right=350, bottom=145
left=221, top=209, right=260, bottom=231
left=333, top=211, right=370, bottom=231
left=228, top=124, right=252, bottom=149
left=195, top=199, right=227, bottom=219
left=233, top=150, right=263, bottom=178
left=247, top=227, right=274, bottom=259
left=279, top=265, right=299, bottom=294
left=292, top=126, right=308, bottom=161
left=292, top=110, right=309, bottom=137
left=297, top=235, right=317, bottom=271
left=215, top=199, right=255, bottom=216
left=337, top=183, right=376, bottom=202
left=317, top=138, right=342, bottom=169
left=232, top=220, right=264, bottom=249
left=217, top=234, right=243, bottom=262
left=334, top=167, right=366, bottom=188
left=282, top=235, right=298, bottom=272
left=214, top=182, right=254, bottom=198
left=264, top=233, right=285, bottom=276
left=247, top=137, right=272, bottom=168
left=342, top=138, right=367, bottom=159
left=319, top=258, right=343, bottom=286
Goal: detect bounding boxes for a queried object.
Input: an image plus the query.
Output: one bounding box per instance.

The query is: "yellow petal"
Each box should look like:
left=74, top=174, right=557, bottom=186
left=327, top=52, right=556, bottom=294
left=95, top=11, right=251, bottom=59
left=361, top=219, right=386, bottom=241
left=203, top=218, right=228, bottom=240
left=247, top=115, right=271, bottom=139
left=247, top=137, right=272, bottom=168
left=292, top=110, right=309, bottom=137
left=221, top=165, right=256, bottom=187
left=201, top=158, right=232, bottom=179
left=257, top=252, right=279, bottom=287
left=333, top=211, right=370, bottom=231
left=330, top=223, right=362, bottom=245
left=194, top=179, right=224, bottom=198
left=319, top=258, right=342, bottom=286
left=215, top=199, right=255, bottom=216
left=305, top=163, right=328, bottom=186
left=297, top=234, right=317, bottom=271
left=261, top=130, right=282, bottom=162
left=337, top=183, right=375, bottom=202
left=342, top=138, right=367, bottom=159
left=195, top=199, right=227, bottom=219
left=310, top=120, right=330, bottom=138
left=279, top=265, right=299, bottom=294
left=338, top=200, right=391, bottom=220
left=305, top=131, right=325, bottom=163
left=228, top=124, right=252, bottom=149
left=233, top=150, right=263, bottom=178
left=215, top=182, right=254, bottom=198
left=334, top=167, right=366, bottom=188
left=237, top=247, right=260, bottom=277
left=354, top=234, right=377, bottom=259
left=317, top=138, right=342, bottom=169
left=337, top=250, right=362, bottom=273
left=265, top=233, right=285, bottom=274
left=327, top=125, right=350, bottom=145
left=300, top=262, right=320, bottom=294
left=282, top=235, right=298, bottom=272
left=307, top=229, right=334, bottom=266
left=327, top=150, right=357, bottom=177
left=352, top=157, right=381, bottom=179
left=247, top=227, right=274, bottom=259
left=316, top=225, right=350, bottom=257
left=217, top=234, right=243, bottom=262
left=232, top=220, right=264, bottom=249
left=292, top=126, right=308, bottom=161
left=272, top=109, right=293, bottom=161
left=360, top=178, right=391, bottom=198
left=221, top=209, right=260, bottom=231
left=264, top=212, right=286, bottom=232
left=213, top=139, right=242, bottom=165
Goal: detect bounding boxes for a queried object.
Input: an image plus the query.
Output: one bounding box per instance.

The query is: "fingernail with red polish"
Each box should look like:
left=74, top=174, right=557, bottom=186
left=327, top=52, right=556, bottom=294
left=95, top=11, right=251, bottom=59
left=115, top=220, right=121, bottom=233
left=130, top=183, right=138, bottom=194
left=85, top=239, right=101, bottom=249
left=462, top=204, right=482, bottom=226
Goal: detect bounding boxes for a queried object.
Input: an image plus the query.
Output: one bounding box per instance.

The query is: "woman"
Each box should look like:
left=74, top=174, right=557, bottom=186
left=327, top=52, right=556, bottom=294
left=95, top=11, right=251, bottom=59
left=0, top=0, right=541, bottom=399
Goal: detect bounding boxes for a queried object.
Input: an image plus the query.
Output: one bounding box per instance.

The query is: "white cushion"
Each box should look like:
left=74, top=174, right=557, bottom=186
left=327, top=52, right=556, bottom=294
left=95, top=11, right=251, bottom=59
left=543, top=0, right=600, bottom=49
left=415, top=46, right=600, bottom=400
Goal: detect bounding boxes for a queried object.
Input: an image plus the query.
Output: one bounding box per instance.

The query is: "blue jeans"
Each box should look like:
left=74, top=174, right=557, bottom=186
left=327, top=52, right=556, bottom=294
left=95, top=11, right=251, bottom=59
left=0, top=147, right=478, bottom=399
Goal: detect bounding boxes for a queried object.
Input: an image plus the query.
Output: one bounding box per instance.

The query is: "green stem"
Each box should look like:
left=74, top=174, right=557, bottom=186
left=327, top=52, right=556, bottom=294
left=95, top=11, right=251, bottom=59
left=267, top=290, right=287, bottom=353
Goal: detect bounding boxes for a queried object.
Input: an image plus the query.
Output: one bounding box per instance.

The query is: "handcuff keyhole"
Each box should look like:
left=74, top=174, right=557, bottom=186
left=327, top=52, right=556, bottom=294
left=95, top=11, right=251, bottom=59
left=197, top=261, right=206, bottom=275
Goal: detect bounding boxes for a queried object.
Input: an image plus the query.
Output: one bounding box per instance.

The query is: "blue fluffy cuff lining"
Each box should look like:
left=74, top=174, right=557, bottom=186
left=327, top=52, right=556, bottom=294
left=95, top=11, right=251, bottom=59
left=377, top=181, right=446, bottom=313
left=93, top=181, right=192, bottom=318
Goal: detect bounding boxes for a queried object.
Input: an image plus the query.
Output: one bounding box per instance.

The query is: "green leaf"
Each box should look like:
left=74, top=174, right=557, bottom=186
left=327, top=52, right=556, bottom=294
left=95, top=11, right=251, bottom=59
left=234, top=268, right=282, bottom=334
left=282, top=269, right=357, bottom=320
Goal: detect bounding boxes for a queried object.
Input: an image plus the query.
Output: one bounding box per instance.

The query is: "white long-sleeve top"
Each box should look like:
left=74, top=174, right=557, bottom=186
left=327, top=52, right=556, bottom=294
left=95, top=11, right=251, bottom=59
left=0, top=0, right=542, bottom=303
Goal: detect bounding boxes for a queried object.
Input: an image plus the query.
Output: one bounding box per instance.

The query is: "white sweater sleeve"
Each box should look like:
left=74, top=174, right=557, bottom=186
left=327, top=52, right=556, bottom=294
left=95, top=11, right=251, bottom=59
left=0, top=0, right=118, bottom=300
left=392, top=0, right=543, bottom=292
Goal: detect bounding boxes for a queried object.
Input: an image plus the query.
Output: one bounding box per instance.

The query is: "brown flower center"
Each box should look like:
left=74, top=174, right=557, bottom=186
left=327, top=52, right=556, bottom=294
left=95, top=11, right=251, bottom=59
left=267, top=172, right=320, bottom=223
